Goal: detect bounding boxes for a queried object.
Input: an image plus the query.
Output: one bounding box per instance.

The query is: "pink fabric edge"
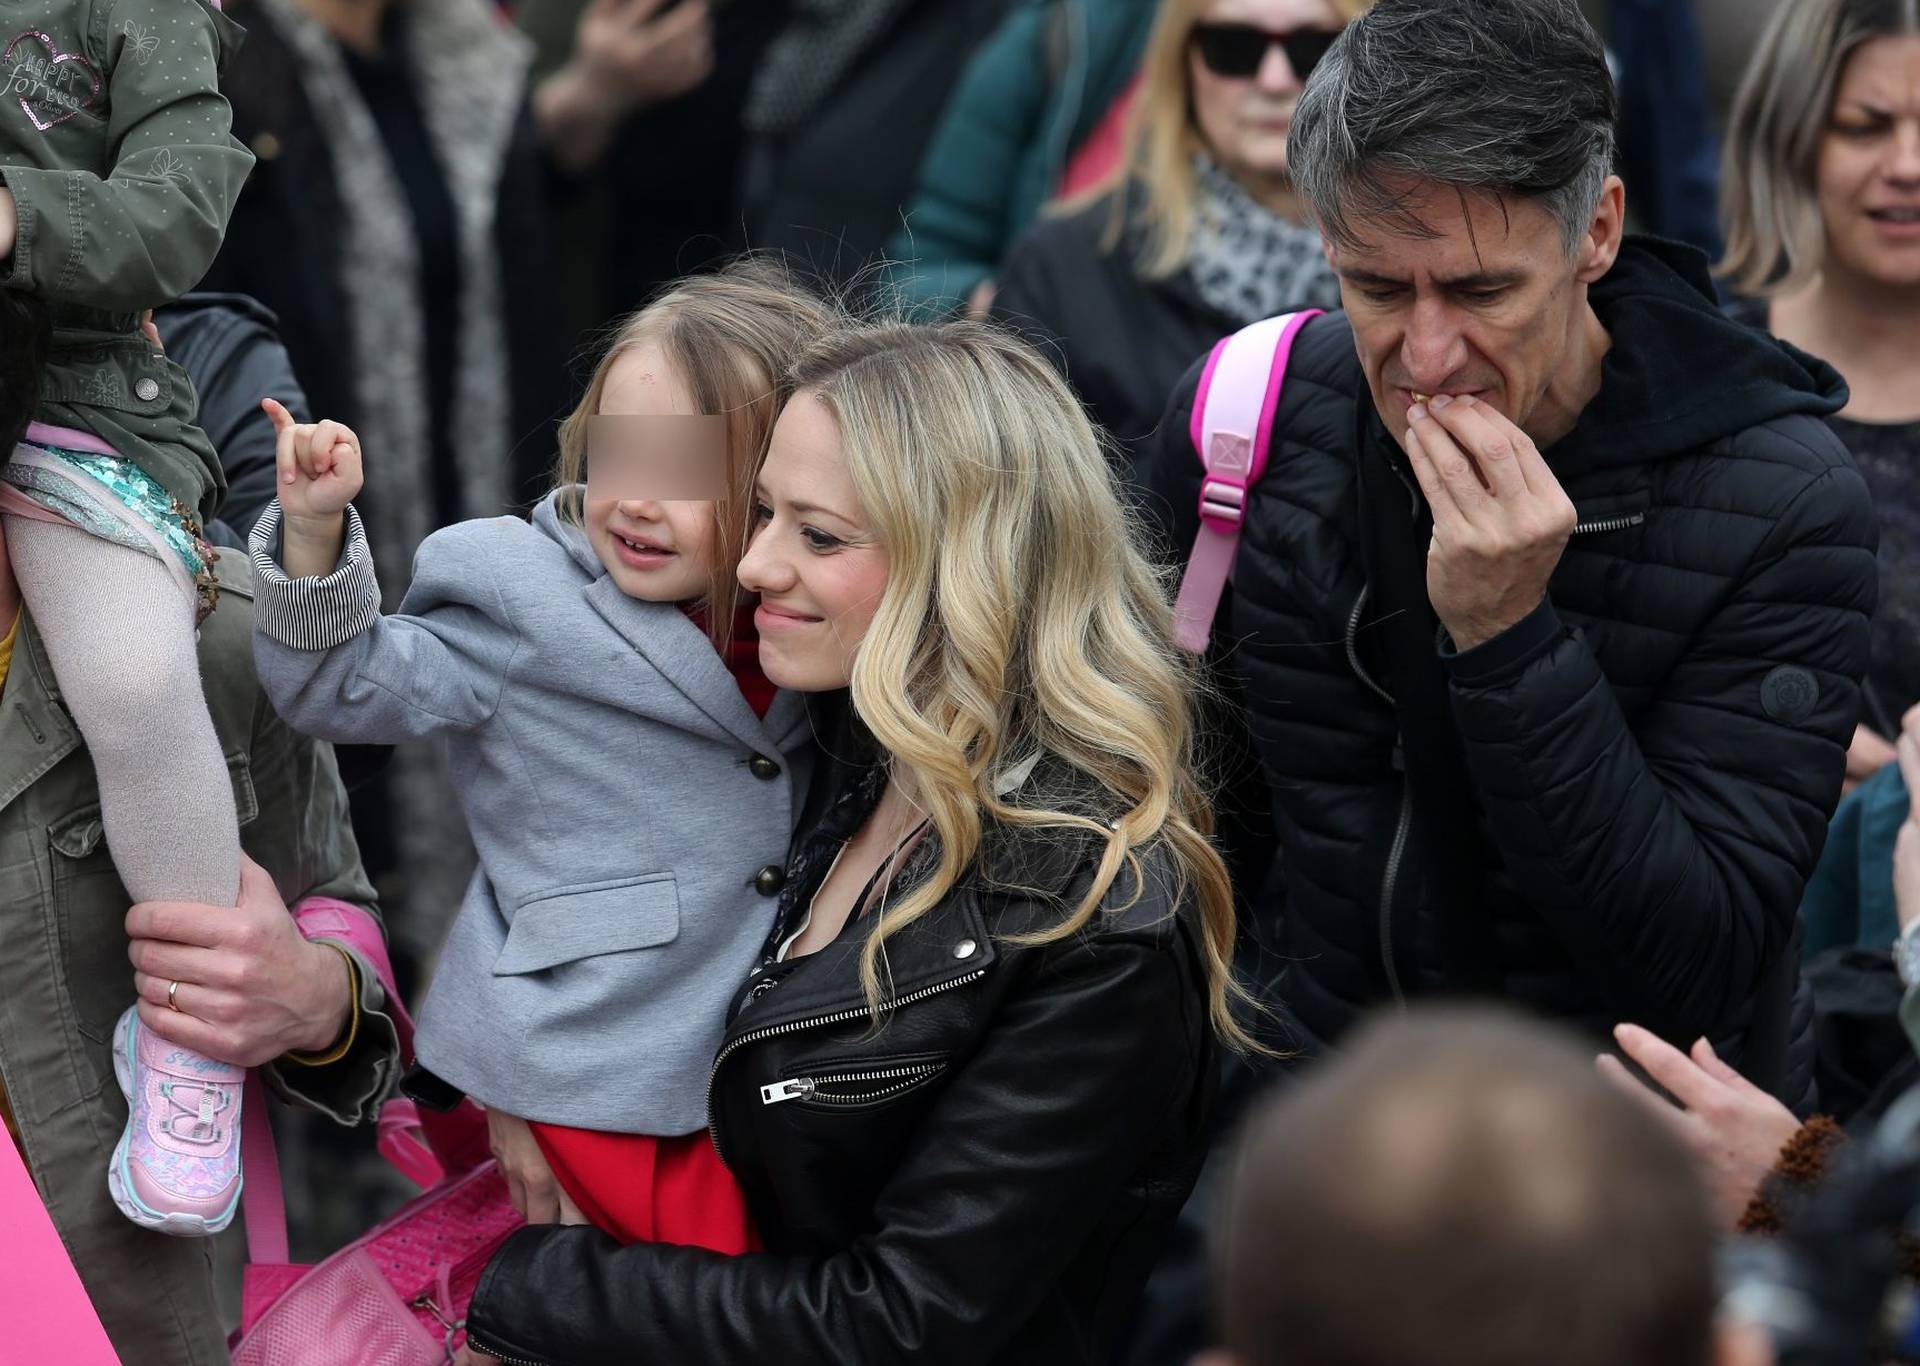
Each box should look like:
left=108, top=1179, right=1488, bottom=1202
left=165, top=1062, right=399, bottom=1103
left=1251, top=309, right=1324, bottom=471
left=23, top=422, right=118, bottom=457
left=1188, top=336, right=1232, bottom=457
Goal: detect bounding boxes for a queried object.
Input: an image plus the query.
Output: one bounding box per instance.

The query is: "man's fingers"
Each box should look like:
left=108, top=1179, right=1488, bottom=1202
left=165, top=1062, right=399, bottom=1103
left=1427, top=395, right=1530, bottom=499
left=1688, top=1035, right=1752, bottom=1090
left=261, top=397, right=296, bottom=435
left=125, top=897, right=229, bottom=948
left=1402, top=424, right=1463, bottom=530
left=1409, top=405, right=1493, bottom=514
left=128, top=940, right=225, bottom=988
left=1611, top=1022, right=1722, bottom=1111
left=136, top=998, right=231, bottom=1058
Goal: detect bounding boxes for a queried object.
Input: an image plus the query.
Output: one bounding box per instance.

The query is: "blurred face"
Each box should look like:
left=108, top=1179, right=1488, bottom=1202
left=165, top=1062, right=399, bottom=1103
left=1331, top=175, right=1624, bottom=446
left=738, top=393, right=891, bottom=693
left=582, top=343, right=720, bottom=604
left=1817, top=35, right=1920, bottom=290
left=1188, top=0, right=1345, bottom=194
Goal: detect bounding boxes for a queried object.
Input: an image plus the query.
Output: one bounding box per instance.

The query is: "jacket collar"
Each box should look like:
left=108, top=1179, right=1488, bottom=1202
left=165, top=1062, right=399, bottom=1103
left=727, top=884, right=996, bottom=1040
left=538, top=493, right=806, bottom=754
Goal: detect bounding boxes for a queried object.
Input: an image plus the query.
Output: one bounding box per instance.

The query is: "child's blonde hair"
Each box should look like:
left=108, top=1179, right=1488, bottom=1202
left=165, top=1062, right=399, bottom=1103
left=554, top=259, right=835, bottom=650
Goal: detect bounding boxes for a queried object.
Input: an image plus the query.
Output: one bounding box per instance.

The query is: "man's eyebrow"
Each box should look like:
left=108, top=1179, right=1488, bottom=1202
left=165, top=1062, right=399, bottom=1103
left=1337, top=266, right=1526, bottom=290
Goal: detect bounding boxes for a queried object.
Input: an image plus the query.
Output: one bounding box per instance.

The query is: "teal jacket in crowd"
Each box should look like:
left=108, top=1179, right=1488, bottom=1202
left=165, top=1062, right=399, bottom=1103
left=884, top=0, right=1155, bottom=315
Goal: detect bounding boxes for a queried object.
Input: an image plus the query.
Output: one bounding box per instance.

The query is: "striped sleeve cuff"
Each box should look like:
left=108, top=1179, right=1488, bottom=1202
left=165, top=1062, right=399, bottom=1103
left=248, top=500, right=381, bottom=650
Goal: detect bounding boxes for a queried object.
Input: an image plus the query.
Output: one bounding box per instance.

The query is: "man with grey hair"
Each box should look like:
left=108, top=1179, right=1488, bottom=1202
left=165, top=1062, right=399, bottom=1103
left=1148, top=0, right=1875, bottom=1103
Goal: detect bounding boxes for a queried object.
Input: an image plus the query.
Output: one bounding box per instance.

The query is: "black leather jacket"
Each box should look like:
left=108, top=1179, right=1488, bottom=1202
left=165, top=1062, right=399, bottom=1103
left=465, top=745, right=1217, bottom=1364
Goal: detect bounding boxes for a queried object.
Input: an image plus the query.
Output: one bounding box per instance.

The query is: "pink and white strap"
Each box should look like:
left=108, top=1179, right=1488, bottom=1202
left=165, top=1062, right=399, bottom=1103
left=1171, top=310, right=1322, bottom=652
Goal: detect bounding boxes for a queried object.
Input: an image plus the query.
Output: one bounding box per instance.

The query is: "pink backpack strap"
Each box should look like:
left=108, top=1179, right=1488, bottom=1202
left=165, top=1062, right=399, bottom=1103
left=1172, top=310, right=1323, bottom=652
left=242, top=896, right=451, bottom=1268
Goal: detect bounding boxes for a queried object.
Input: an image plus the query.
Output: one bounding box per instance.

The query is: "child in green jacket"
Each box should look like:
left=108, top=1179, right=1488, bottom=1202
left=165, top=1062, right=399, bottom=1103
left=0, top=0, right=256, bottom=1238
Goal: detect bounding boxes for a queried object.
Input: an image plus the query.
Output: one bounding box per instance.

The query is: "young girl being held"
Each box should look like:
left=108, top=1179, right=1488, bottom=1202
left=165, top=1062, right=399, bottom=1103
left=2, top=0, right=256, bottom=1235
left=250, top=262, right=834, bottom=1248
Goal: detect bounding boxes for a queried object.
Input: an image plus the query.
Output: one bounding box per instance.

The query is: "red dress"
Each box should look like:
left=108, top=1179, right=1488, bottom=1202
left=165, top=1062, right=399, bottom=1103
left=526, top=604, right=773, bottom=1252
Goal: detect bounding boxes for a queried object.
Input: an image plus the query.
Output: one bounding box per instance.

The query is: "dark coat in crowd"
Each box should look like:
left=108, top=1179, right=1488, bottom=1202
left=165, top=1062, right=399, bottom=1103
left=465, top=716, right=1216, bottom=1365
left=1145, top=238, right=1876, bottom=1106
left=994, top=191, right=1241, bottom=479
left=740, top=0, right=1016, bottom=287
left=201, top=0, right=564, bottom=506
left=155, top=292, right=309, bottom=549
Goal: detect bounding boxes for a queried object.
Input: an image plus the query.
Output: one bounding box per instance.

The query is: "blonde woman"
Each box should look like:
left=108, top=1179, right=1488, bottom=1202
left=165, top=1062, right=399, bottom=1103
left=1721, top=0, right=1920, bottom=787
left=991, top=0, right=1372, bottom=474
left=459, top=320, right=1243, bottom=1365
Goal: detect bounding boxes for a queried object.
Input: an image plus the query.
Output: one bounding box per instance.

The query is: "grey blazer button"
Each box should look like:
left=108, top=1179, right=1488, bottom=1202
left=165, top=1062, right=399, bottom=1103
left=134, top=377, right=161, bottom=401
left=754, top=864, right=787, bottom=896
left=749, top=755, right=781, bottom=780
left=954, top=938, right=977, bottom=959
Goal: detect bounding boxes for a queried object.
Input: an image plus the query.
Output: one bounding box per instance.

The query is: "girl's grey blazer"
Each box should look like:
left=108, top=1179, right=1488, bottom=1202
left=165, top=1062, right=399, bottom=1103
left=249, top=494, right=815, bottom=1133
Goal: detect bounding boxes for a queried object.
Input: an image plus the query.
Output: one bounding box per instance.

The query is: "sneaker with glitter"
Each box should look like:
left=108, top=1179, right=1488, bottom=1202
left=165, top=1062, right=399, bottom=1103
left=108, top=1004, right=243, bottom=1236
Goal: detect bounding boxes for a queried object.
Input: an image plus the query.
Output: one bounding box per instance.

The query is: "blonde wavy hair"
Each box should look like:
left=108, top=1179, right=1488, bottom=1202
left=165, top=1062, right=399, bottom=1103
left=787, top=320, right=1255, bottom=1052
left=1096, top=0, right=1375, bottom=277
left=1720, top=0, right=1920, bottom=297
left=554, top=259, right=835, bottom=651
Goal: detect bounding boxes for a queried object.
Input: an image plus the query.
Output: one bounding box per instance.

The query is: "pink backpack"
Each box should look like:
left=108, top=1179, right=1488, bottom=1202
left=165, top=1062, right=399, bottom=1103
left=229, top=898, right=517, bottom=1366
left=1172, top=309, right=1323, bottom=652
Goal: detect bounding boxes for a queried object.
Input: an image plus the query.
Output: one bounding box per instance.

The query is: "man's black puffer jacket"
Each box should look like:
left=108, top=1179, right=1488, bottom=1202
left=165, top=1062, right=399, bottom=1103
left=464, top=741, right=1216, bottom=1364
left=1143, top=238, right=1874, bottom=1102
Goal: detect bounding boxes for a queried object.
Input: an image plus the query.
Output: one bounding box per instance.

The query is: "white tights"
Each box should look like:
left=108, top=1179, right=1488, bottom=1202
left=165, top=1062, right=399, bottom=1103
left=6, top=515, right=239, bottom=906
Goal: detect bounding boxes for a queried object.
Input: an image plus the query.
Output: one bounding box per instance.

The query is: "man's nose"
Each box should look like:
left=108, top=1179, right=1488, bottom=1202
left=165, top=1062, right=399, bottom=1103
left=1401, top=300, right=1469, bottom=390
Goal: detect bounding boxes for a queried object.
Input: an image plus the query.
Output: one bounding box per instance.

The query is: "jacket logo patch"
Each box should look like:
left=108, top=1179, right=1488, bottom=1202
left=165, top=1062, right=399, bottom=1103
left=1761, top=665, right=1820, bottom=724
left=4, top=30, right=101, bottom=132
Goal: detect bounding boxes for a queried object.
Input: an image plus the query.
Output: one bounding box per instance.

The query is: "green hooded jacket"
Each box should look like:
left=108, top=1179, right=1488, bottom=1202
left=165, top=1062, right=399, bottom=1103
left=0, top=0, right=256, bottom=524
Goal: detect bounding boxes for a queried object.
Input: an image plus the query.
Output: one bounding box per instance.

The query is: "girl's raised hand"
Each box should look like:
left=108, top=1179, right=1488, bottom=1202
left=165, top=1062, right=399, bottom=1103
left=262, top=397, right=363, bottom=523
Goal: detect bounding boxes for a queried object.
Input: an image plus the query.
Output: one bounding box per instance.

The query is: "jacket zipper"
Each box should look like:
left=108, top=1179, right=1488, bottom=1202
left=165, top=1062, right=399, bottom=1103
left=460, top=1333, right=548, bottom=1366
left=707, top=969, right=986, bottom=1165
left=1571, top=511, right=1646, bottom=535
left=1344, top=585, right=1395, bottom=706
left=1378, top=785, right=1412, bottom=1005
left=760, top=1061, right=945, bottom=1105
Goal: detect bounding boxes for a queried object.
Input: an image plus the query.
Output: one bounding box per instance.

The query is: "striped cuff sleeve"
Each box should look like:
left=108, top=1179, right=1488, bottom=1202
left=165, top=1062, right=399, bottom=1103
left=248, top=500, right=381, bottom=650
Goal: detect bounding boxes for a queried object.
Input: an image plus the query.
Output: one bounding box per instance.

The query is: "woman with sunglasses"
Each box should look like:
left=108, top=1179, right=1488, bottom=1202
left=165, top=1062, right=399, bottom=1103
left=992, top=0, right=1372, bottom=483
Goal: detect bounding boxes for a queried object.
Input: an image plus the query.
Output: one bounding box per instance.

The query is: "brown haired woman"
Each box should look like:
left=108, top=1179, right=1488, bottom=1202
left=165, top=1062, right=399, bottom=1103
left=1722, top=0, right=1920, bottom=787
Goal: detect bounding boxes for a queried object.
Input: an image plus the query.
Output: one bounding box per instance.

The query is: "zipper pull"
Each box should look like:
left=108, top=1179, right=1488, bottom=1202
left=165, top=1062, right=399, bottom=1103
left=760, top=1077, right=816, bottom=1105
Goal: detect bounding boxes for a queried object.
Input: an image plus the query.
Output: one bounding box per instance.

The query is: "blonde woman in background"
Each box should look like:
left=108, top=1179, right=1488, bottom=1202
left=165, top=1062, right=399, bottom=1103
left=1722, top=0, right=1920, bottom=788
left=458, top=320, right=1242, bottom=1366
left=992, top=0, right=1372, bottom=477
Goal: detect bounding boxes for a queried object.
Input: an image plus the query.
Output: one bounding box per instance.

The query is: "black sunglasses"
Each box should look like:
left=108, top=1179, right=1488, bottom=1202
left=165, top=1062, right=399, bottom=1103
left=1190, top=23, right=1339, bottom=81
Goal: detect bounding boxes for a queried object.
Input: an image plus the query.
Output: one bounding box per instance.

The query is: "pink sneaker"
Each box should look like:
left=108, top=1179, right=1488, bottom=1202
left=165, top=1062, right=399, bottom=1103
left=108, top=1005, right=243, bottom=1236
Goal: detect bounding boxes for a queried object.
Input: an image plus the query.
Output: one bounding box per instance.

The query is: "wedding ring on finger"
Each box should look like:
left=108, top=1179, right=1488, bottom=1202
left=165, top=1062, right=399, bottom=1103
left=167, top=979, right=181, bottom=1012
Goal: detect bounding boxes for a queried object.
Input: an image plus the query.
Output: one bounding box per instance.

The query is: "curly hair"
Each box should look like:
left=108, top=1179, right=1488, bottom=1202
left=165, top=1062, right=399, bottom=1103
left=786, top=318, right=1256, bottom=1052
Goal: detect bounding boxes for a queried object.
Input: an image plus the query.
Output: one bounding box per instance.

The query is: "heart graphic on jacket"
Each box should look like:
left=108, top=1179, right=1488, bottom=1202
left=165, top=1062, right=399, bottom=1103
left=5, top=30, right=101, bottom=132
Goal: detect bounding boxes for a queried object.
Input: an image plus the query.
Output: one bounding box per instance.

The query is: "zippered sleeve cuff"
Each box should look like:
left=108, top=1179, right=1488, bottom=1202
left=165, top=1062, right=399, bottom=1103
left=260, top=939, right=401, bottom=1124
left=249, top=500, right=381, bottom=650
left=1439, top=598, right=1566, bottom=687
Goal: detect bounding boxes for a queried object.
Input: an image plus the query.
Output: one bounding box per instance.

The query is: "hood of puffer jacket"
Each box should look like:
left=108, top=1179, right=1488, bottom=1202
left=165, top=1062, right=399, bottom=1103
left=1546, top=237, right=1848, bottom=476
